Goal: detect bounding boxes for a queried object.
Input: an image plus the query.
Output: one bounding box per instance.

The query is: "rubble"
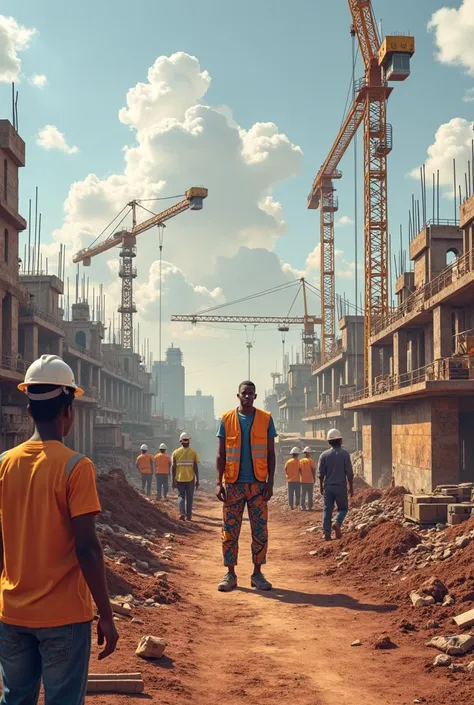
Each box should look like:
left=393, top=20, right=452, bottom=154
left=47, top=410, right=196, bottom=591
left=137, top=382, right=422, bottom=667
left=136, top=635, right=167, bottom=660
left=433, top=654, right=452, bottom=667
left=427, top=635, right=474, bottom=656
left=374, top=634, right=396, bottom=650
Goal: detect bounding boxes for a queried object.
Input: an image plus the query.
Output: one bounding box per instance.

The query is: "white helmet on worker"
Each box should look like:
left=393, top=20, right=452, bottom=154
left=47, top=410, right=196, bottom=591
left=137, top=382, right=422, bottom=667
left=18, top=355, right=84, bottom=399
left=303, top=446, right=312, bottom=454
left=327, top=428, right=342, bottom=441
left=290, top=447, right=301, bottom=455
left=159, top=443, right=167, bottom=450
left=140, top=444, right=148, bottom=452
left=180, top=432, right=191, bottom=441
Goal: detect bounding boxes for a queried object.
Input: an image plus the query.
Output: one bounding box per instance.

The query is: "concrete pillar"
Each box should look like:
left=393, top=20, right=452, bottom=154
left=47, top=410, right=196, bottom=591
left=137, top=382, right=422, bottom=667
left=315, top=375, right=320, bottom=406
left=24, top=325, right=38, bottom=363
left=393, top=331, right=408, bottom=377
left=369, top=346, right=382, bottom=391
left=88, top=364, right=93, bottom=390
left=433, top=305, right=452, bottom=360
left=76, top=358, right=82, bottom=386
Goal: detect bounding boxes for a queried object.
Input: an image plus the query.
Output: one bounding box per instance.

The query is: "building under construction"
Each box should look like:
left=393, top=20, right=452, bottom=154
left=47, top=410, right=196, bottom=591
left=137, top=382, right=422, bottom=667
left=0, top=118, right=179, bottom=457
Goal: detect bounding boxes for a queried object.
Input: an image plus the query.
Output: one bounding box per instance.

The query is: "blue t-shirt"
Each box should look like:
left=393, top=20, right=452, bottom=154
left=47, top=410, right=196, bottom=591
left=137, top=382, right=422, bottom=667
left=217, top=410, right=278, bottom=483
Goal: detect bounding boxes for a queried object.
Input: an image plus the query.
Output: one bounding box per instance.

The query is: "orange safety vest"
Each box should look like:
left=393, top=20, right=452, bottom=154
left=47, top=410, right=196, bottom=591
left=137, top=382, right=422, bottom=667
left=136, top=453, right=154, bottom=474
left=222, top=408, right=271, bottom=484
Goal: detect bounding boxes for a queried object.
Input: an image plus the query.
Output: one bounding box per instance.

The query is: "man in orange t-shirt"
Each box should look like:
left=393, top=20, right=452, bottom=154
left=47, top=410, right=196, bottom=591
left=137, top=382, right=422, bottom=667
left=300, top=446, right=316, bottom=511
left=0, top=355, right=118, bottom=704
left=285, top=447, right=301, bottom=509
left=136, top=444, right=154, bottom=496
left=154, top=443, right=171, bottom=499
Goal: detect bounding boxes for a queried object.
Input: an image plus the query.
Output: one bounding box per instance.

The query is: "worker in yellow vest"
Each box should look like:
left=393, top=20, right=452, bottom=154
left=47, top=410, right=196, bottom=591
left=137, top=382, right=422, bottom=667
left=172, top=432, right=200, bottom=520
left=300, top=446, right=316, bottom=511
left=285, top=447, right=301, bottom=509
left=136, top=444, right=154, bottom=497
left=216, top=380, right=277, bottom=593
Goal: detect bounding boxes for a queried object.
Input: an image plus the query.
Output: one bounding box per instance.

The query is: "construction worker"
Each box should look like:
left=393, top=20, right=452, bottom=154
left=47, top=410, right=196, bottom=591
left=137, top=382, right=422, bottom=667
left=136, top=443, right=154, bottom=497
left=155, top=443, right=171, bottom=499
left=172, top=432, right=200, bottom=520
left=300, top=446, right=316, bottom=511
left=0, top=355, right=118, bottom=703
left=216, top=381, right=277, bottom=593
left=285, top=447, right=301, bottom=509
left=318, top=428, right=354, bottom=541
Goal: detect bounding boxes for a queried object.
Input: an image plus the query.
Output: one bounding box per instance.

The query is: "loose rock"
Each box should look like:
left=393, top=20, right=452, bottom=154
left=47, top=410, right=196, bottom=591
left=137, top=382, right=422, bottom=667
left=427, top=634, right=474, bottom=655
left=374, top=634, right=396, bottom=650
left=433, top=654, right=452, bottom=667
left=351, top=639, right=362, bottom=647
left=136, top=635, right=167, bottom=659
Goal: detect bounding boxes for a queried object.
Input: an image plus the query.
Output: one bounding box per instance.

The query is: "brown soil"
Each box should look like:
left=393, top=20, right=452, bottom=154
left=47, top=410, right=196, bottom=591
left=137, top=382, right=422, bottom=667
left=87, top=492, right=474, bottom=704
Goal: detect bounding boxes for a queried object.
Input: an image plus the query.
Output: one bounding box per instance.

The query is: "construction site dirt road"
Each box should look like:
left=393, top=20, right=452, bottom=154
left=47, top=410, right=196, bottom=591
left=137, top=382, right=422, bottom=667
left=89, top=488, right=472, bottom=705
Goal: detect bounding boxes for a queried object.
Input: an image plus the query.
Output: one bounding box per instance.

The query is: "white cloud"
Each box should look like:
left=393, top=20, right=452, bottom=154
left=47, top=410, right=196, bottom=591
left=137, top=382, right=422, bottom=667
left=0, top=15, right=35, bottom=82
left=410, top=118, right=474, bottom=191
left=36, top=125, right=79, bottom=155
left=463, top=87, right=474, bottom=102
left=336, top=215, right=354, bottom=227
left=29, top=73, right=47, bottom=88
left=44, top=52, right=308, bottom=410
left=429, top=0, right=474, bottom=75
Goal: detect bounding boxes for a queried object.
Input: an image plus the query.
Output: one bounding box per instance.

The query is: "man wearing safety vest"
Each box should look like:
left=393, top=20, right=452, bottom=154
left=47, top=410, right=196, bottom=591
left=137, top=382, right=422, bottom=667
left=172, top=432, right=200, bottom=520
left=136, top=444, right=154, bottom=496
left=300, top=446, right=316, bottom=511
left=216, top=380, right=277, bottom=592
left=0, top=355, right=118, bottom=703
left=154, top=443, right=171, bottom=499
left=285, top=447, right=301, bottom=510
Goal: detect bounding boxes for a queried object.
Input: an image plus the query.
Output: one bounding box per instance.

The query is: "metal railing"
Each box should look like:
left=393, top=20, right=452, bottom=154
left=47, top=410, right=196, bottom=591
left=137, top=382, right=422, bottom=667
left=0, top=355, right=29, bottom=374
left=372, top=247, right=473, bottom=337
left=303, top=399, right=343, bottom=419
left=312, top=341, right=345, bottom=372
left=64, top=338, right=102, bottom=361
left=342, top=357, right=474, bottom=404
left=20, top=304, right=65, bottom=332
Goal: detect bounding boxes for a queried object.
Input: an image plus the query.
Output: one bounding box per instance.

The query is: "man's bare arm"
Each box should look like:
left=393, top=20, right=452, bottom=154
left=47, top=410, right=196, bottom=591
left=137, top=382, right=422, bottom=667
left=216, top=437, right=226, bottom=501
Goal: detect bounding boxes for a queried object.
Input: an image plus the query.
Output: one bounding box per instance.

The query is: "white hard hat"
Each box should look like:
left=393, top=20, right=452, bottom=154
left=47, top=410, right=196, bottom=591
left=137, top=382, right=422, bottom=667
left=303, top=446, right=312, bottom=454
left=180, top=432, right=191, bottom=441
left=290, top=447, right=301, bottom=455
left=159, top=443, right=167, bottom=450
left=18, top=355, right=84, bottom=398
left=140, top=444, right=148, bottom=451
left=327, top=428, right=342, bottom=441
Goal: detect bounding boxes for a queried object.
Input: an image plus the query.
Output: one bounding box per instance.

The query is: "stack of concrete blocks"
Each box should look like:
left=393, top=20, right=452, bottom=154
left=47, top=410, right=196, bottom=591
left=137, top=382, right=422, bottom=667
left=437, top=483, right=474, bottom=526
left=404, top=494, right=456, bottom=525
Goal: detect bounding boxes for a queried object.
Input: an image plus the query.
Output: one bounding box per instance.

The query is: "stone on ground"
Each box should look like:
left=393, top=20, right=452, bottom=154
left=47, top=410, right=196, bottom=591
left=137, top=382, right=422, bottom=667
left=427, top=634, right=474, bottom=655
left=136, top=635, right=167, bottom=659
left=433, top=654, right=452, bottom=667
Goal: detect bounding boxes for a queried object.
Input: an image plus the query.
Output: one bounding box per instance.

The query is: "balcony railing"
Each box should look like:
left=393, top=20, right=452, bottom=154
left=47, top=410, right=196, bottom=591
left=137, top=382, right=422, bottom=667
left=20, top=304, right=65, bottom=332
left=0, top=355, right=29, bottom=374
left=303, top=400, right=343, bottom=419
left=64, top=338, right=102, bottom=361
left=342, top=357, right=474, bottom=404
left=371, top=247, right=473, bottom=337
left=312, top=341, right=345, bottom=372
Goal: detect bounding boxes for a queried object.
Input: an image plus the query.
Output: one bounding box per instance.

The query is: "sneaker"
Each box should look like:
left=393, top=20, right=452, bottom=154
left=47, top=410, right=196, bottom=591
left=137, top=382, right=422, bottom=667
left=218, top=572, right=237, bottom=592
left=332, top=522, right=343, bottom=539
left=323, top=533, right=331, bottom=541
left=179, top=514, right=185, bottom=521
left=251, top=573, right=272, bottom=591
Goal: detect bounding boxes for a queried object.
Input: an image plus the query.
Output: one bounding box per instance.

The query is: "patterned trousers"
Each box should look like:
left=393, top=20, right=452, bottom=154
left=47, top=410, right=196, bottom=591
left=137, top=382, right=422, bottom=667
left=222, top=483, right=268, bottom=567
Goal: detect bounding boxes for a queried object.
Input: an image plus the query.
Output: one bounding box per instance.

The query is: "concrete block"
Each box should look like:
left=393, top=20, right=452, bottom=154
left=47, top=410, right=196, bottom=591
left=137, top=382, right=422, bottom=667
left=454, top=609, right=474, bottom=630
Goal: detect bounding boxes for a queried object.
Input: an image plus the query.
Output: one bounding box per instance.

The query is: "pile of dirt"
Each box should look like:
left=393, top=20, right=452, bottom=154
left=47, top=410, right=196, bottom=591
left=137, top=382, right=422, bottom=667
left=96, top=470, right=186, bottom=604
left=350, top=487, right=383, bottom=508
left=97, top=469, right=178, bottom=535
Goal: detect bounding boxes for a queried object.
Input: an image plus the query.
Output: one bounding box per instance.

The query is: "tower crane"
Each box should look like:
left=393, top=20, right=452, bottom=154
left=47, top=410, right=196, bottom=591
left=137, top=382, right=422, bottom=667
left=171, top=279, right=321, bottom=366
left=73, top=187, right=208, bottom=350
left=308, top=0, right=414, bottom=383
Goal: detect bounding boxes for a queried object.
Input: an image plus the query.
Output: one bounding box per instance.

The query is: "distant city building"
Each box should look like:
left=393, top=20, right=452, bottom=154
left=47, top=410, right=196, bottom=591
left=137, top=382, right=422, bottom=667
left=185, top=389, right=215, bottom=429
left=152, top=344, right=185, bottom=421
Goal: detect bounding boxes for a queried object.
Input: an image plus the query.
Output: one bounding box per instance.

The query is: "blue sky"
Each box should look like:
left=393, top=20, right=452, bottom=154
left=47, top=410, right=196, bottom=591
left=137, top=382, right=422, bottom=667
left=0, top=0, right=472, bottom=405
left=1, top=0, right=470, bottom=274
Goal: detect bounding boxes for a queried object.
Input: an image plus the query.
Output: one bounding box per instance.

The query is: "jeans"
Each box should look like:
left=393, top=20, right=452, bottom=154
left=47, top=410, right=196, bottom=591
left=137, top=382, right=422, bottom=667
left=156, top=475, right=169, bottom=499
left=0, top=621, right=91, bottom=705
left=287, top=482, right=301, bottom=509
left=323, top=485, right=349, bottom=535
left=301, top=483, right=314, bottom=511
left=222, top=483, right=268, bottom=566
left=177, top=481, right=195, bottom=519
left=141, top=473, right=152, bottom=496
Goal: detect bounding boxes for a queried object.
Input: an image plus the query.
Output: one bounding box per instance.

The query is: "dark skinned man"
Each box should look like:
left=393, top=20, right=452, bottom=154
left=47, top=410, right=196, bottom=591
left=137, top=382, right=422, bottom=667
left=216, top=381, right=277, bottom=592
